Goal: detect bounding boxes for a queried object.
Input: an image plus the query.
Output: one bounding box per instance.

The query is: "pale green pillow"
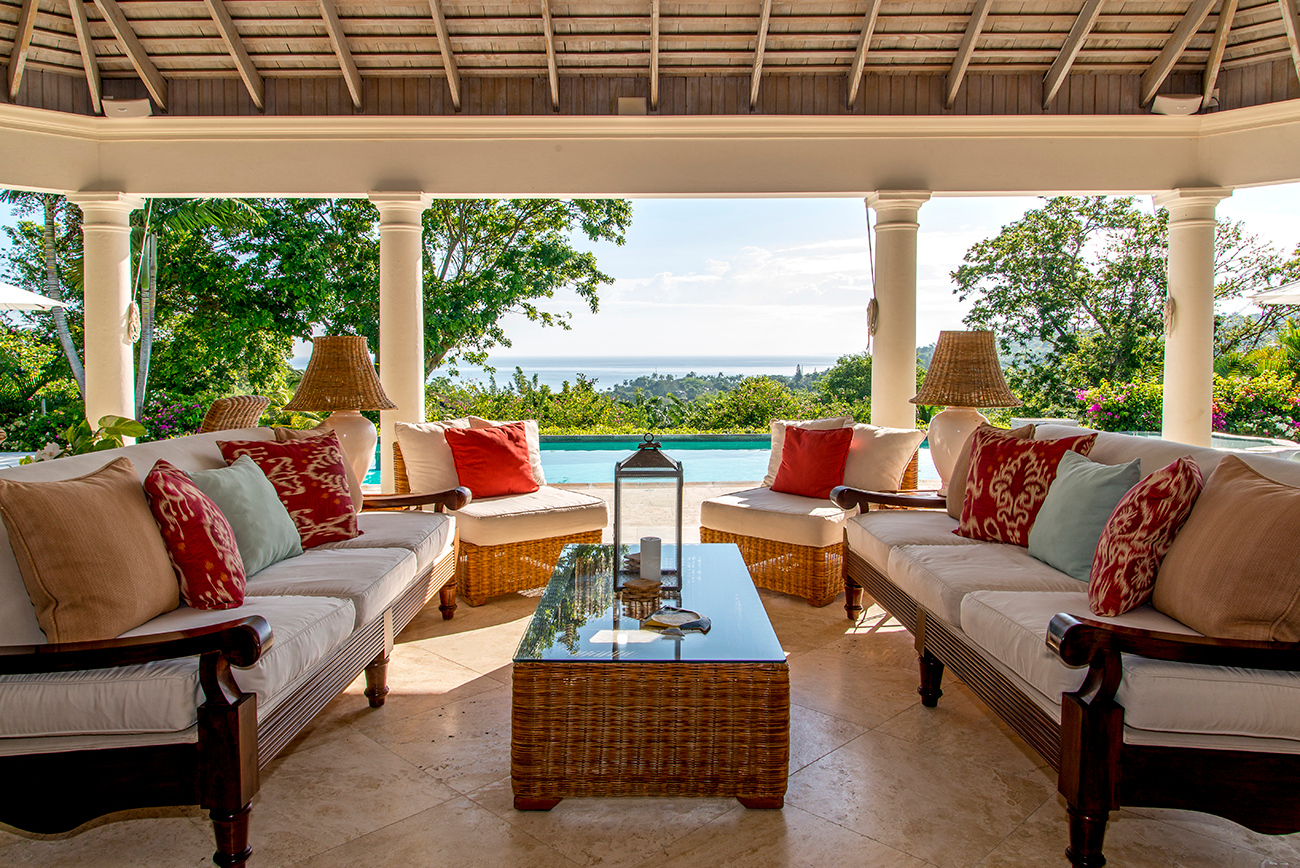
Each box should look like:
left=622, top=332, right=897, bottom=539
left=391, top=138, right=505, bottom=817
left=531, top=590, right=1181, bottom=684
left=189, top=455, right=302, bottom=576
left=1028, top=451, right=1141, bottom=581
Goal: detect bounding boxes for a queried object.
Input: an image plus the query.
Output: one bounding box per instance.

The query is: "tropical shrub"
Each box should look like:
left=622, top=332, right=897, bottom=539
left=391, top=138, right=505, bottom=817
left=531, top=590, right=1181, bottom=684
left=1213, top=372, right=1300, bottom=440
left=1075, top=381, right=1163, bottom=432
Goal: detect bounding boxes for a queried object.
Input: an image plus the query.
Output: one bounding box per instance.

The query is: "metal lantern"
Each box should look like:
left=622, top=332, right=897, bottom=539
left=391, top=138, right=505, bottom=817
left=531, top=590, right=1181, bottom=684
left=613, top=434, right=684, bottom=590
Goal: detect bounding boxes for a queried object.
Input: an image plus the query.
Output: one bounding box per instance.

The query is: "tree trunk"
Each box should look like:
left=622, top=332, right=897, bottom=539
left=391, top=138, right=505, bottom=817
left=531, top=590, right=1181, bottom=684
left=134, top=233, right=156, bottom=418
left=44, top=197, right=86, bottom=398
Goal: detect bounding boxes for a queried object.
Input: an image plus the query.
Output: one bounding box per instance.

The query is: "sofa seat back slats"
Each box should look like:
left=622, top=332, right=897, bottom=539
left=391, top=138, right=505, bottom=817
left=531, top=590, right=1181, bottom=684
left=845, top=509, right=981, bottom=573
left=887, top=543, right=1081, bottom=627
left=0, top=595, right=354, bottom=741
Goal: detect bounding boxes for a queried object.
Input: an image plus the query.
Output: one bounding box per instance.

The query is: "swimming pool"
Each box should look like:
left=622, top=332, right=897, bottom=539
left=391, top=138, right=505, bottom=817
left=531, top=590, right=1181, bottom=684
left=365, top=436, right=940, bottom=486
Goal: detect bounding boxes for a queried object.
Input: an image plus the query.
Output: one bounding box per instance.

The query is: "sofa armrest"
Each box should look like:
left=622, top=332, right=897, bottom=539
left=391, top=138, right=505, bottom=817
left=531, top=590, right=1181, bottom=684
left=1048, top=612, right=1300, bottom=671
left=0, top=616, right=272, bottom=676
left=362, top=486, right=472, bottom=512
left=830, top=485, right=947, bottom=511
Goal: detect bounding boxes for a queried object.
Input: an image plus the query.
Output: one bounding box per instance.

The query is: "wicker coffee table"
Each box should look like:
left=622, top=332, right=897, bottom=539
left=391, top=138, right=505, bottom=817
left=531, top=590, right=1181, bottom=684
left=511, top=543, right=789, bottom=810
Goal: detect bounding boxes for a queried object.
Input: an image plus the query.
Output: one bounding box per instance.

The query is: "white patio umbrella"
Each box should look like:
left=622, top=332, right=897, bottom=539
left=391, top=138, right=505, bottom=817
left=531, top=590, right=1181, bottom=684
left=1248, top=280, right=1300, bottom=306
left=0, top=282, right=69, bottom=310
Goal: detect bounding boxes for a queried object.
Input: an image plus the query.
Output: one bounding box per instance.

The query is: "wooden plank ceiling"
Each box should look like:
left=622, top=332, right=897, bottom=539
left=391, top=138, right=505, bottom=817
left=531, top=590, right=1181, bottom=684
left=3, top=0, right=1300, bottom=116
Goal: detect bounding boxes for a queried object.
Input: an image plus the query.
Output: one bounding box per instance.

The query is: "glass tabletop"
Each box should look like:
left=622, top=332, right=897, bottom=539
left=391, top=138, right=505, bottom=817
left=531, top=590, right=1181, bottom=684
left=514, top=543, right=787, bottom=664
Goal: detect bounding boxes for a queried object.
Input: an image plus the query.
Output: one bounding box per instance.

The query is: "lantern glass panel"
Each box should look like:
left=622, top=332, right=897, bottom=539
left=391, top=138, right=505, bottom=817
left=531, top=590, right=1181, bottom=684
left=613, top=436, right=684, bottom=589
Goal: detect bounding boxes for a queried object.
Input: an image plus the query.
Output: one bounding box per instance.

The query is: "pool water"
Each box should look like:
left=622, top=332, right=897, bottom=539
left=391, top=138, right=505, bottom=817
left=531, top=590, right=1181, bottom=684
left=365, top=437, right=939, bottom=486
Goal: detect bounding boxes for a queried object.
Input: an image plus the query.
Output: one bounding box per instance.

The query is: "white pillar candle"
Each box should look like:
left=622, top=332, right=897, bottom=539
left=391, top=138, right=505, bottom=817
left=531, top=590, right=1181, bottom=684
left=640, top=537, right=661, bottom=579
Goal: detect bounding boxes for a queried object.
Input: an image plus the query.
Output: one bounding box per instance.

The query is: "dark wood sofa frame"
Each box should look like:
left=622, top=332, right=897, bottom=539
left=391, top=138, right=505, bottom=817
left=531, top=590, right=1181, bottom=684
left=834, top=486, right=1300, bottom=868
left=0, top=485, right=469, bottom=868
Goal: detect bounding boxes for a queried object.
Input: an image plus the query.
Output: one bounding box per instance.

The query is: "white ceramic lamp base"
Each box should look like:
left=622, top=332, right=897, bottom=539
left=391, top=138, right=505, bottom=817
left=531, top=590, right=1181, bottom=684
left=323, top=410, right=377, bottom=482
left=927, top=406, right=989, bottom=496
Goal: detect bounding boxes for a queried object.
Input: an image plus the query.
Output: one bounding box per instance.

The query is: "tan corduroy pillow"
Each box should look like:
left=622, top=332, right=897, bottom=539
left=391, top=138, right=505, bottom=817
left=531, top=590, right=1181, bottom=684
left=0, top=457, right=180, bottom=643
left=1152, top=455, right=1300, bottom=642
left=946, top=423, right=1035, bottom=519
left=395, top=419, right=472, bottom=494
left=273, top=425, right=364, bottom=513
left=842, top=424, right=927, bottom=492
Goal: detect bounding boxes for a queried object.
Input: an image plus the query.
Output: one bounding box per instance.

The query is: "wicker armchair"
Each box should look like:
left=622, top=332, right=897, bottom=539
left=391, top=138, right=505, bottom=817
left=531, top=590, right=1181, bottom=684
left=199, top=395, right=271, bottom=433
left=383, top=442, right=604, bottom=606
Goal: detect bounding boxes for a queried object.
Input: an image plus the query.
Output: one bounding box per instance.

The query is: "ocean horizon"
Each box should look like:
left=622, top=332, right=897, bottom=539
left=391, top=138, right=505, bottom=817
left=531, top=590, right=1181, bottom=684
left=442, top=354, right=845, bottom=390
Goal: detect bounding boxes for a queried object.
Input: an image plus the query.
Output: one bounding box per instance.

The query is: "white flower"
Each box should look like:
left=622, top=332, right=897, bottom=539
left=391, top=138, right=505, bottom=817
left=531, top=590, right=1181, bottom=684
left=33, top=442, right=64, bottom=462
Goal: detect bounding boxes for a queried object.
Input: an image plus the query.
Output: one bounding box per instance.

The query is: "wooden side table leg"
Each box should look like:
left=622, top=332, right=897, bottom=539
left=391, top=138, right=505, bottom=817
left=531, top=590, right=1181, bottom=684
left=737, top=795, right=784, bottom=809
left=514, top=796, right=562, bottom=811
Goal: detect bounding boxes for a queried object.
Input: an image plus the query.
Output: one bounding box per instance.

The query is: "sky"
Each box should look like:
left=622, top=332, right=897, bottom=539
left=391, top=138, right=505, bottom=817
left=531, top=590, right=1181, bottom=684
left=3, top=184, right=1299, bottom=360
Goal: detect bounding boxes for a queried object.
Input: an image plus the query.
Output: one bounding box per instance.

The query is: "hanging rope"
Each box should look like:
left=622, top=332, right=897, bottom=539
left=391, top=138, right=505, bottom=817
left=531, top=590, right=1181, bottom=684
left=1165, top=296, right=1176, bottom=336
left=865, top=200, right=878, bottom=354
left=127, top=201, right=154, bottom=344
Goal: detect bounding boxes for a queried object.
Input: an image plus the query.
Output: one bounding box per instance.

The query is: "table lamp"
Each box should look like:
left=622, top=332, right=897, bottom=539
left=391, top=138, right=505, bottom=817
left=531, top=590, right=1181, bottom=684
left=283, top=335, right=396, bottom=481
left=910, top=330, right=1021, bottom=495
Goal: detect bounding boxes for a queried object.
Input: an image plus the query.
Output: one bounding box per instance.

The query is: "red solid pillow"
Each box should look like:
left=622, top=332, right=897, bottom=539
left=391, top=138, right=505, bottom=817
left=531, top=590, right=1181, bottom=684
left=957, top=428, right=1098, bottom=546
left=445, top=422, right=540, bottom=498
left=770, top=426, right=854, bottom=499
left=1089, top=457, right=1204, bottom=616
left=218, top=433, right=359, bottom=548
left=144, top=459, right=246, bottom=610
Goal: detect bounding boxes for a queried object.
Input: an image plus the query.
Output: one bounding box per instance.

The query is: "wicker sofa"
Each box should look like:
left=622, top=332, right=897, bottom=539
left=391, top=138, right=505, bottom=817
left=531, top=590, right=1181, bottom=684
left=834, top=425, right=1300, bottom=867
left=0, top=428, right=466, bottom=867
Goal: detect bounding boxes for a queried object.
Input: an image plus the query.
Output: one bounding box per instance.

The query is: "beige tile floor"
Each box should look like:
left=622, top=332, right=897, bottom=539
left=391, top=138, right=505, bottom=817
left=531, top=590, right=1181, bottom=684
left=4, top=490, right=1299, bottom=867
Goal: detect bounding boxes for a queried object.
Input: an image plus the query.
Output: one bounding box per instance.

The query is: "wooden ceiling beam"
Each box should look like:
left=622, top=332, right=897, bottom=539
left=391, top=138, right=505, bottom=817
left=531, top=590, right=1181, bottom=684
left=428, top=0, right=460, bottom=109
left=68, top=0, right=102, bottom=113
left=1043, top=0, right=1105, bottom=107
left=1202, top=0, right=1238, bottom=108
left=7, top=0, right=39, bottom=98
left=201, top=0, right=265, bottom=109
left=650, top=0, right=659, bottom=109
left=94, top=0, right=169, bottom=108
left=846, top=0, right=883, bottom=107
left=946, top=0, right=993, bottom=107
left=1277, top=0, right=1300, bottom=86
left=749, top=0, right=772, bottom=108
left=1139, top=0, right=1218, bottom=103
left=317, top=0, right=363, bottom=109
left=541, top=0, right=559, bottom=110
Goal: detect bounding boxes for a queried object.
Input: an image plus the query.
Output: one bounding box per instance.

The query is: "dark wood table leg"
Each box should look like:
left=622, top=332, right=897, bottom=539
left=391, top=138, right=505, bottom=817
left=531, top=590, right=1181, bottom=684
left=514, top=796, right=562, bottom=811
left=737, top=795, right=784, bottom=809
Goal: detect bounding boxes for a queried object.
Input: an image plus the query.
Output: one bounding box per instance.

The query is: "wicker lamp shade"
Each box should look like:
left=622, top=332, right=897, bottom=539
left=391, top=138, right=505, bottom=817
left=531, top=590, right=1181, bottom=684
left=911, top=330, right=1021, bottom=408
left=283, top=335, right=397, bottom=412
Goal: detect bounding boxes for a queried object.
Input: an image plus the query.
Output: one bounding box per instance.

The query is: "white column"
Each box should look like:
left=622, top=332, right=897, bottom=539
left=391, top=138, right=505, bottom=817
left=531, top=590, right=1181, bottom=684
left=1154, top=187, right=1231, bottom=447
left=370, top=192, right=432, bottom=492
left=67, top=192, right=144, bottom=429
left=866, top=191, right=930, bottom=430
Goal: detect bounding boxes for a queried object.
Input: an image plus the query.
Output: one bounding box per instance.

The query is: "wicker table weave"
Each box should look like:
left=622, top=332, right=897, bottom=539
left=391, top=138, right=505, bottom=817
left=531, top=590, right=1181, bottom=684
left=511, top=543, right=790, bottom=810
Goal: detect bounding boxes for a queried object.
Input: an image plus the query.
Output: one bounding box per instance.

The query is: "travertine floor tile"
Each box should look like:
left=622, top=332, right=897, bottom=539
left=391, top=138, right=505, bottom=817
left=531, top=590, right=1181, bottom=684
left=290, top=797, right=581, bottom=868
left=638, top=802, right=931, bottom=868
left=1124, top=805, right=1300, bottom=864
left=0, top=808, right=211, bottom=867
left=789, top=702, right=870, bottom=774
left=758, top=589, right=858, bottom=653
left=785, top=730, right=1055, bottom=868
left=787, top=645, right=924, bottom=729
left=248, top=728, right=459, bottom=866
left=468, top=778, right=737, bottom=868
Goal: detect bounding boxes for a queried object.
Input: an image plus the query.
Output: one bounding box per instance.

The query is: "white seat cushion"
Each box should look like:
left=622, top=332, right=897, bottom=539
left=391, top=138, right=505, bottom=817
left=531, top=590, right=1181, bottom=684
left=888, top=543, right=1080, bottom=626
left=700, top=486, right=852, bottom=549
left=245, top=548, right=417, bottom=628
left=959, top=589, right=1300, bottom=747
left=0, top=595, right=355, bottom=739
left=318, top=510, right=454, bottom=573
left=845, top=509, right=981, bottom=572
left=453, top=485, right=607, bottom=547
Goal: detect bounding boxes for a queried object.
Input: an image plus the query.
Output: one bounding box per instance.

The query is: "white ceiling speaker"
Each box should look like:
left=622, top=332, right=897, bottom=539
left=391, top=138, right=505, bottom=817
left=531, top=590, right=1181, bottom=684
left=1150, top=94, right=1202, bottom=116
left=101, top=97, right=153, bottom=118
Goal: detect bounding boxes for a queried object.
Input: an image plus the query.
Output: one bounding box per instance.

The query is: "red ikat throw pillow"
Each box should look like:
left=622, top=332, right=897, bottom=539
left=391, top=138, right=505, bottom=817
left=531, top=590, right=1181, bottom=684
left=1089, top=456, right=1204, bottom=617
left=957, top=428, right=1098, bottom=547
left=219, top=433, right=359, bottom=548
left=445, top=421, right=540, bottom=498
left=144, top=459, right=246, bottom=610
left=771, top=425, right=855, bottom=500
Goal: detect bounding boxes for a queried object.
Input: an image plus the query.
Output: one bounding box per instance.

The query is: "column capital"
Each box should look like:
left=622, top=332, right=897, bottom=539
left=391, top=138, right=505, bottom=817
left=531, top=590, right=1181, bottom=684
left=67, top=192, right=146, bottom=224
left=1153, top=187, right=1232, bottom=222
left=369, top=192, right=432, bottom=225
left=866, top=191, right=931, bottom=224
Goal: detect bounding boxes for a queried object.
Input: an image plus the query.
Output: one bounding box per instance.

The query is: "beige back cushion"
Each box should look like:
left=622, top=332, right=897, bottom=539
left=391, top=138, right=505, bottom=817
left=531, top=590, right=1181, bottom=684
left=843, top=424, right=927, bottom=491
left=0, top=456, right=180, bottom=643
left=946, top=424, right=1035, bottom=519
left=468, top=417, right=546, bottom=485
left=395, top=419, right=472, bottom=494
left=1153, top=455, right=1300, bottom=641
left=763, top=417, right=853, bottom=488
left=273, top=425, right=364, bottom=512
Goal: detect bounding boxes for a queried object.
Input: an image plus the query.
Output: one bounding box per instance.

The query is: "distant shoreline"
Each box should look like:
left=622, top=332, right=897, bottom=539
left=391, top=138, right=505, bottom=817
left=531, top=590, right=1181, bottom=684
left=441, top=354, right=845, bottom=390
